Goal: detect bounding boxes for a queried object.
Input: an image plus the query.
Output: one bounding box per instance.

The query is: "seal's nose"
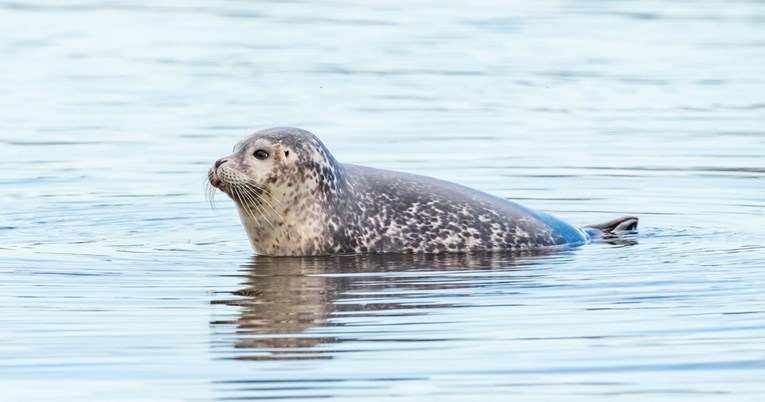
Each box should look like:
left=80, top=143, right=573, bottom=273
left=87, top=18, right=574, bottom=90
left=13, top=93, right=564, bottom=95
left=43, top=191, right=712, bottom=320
left=214, top=159, right=228, bottom=169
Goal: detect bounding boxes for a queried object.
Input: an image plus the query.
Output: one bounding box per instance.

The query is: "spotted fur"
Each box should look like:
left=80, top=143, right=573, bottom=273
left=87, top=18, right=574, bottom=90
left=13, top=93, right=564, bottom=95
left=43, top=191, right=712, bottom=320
left=209, top=127, right=636, bottom=256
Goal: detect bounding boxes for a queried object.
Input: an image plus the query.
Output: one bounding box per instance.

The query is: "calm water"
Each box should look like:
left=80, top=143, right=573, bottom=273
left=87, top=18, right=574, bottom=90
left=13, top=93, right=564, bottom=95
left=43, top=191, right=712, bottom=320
left=1, top=0, right=764, bottom=401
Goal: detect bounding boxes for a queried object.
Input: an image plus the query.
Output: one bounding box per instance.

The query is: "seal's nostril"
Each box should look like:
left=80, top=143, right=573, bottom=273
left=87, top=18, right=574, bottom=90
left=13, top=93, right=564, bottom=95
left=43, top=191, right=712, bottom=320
left=215, top=159, right=228, bottom=169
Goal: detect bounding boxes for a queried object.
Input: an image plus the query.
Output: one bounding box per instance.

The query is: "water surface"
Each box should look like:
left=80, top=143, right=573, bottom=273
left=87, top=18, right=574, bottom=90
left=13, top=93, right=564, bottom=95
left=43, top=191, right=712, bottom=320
left=1, top=0, right=764, bottom=401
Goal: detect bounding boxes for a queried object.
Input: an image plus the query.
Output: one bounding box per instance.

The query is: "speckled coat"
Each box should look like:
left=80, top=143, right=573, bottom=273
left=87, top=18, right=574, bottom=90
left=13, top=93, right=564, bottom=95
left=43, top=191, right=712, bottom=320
left=209, top=127, right=636, bottom=256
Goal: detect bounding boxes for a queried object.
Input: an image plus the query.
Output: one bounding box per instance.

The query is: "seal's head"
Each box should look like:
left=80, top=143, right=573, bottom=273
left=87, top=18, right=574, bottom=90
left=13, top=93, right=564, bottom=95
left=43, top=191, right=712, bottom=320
left=208, top=127, right=344, bottom=255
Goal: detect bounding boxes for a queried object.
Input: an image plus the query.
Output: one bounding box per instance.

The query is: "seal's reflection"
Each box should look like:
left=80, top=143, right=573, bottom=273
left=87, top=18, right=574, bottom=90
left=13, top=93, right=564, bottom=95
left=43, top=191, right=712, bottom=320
left=212, top=252, right=561, bottom=360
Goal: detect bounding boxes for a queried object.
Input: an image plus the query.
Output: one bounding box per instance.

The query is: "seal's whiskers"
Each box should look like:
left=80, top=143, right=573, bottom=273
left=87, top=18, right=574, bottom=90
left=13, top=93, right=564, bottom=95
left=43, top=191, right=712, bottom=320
left=237, top=186, right=277, bottom=231
left=203, top=175, right=217, bottom=210
left=250, top=196, right=277, bottom=231
left=243, top=183, right=287, bottom=224
left=244, top=182, right=285, bottom=207
left=231, top=187, right=254, bottom=220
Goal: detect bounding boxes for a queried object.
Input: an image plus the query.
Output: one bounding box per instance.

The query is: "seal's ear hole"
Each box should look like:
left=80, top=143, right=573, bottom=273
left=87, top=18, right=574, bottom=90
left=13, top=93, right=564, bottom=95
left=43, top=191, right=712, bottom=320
left=284, top=150, right=290, bottom=158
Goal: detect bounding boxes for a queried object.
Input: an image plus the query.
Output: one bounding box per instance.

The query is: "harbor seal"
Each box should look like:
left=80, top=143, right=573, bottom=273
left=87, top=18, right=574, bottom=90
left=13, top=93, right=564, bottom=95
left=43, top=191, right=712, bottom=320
left=208, top=127, right=638, bottom=256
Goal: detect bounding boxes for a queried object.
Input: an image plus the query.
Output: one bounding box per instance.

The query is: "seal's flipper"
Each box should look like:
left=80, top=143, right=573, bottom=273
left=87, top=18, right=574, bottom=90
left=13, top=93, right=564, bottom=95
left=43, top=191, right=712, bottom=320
left=586, top=216, right=639, bottom=235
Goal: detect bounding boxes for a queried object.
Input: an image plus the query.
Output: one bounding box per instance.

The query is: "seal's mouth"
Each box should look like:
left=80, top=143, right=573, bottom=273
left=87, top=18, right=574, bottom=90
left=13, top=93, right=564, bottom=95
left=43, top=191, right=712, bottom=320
left=207, top=162, right=269, bottom=210
left=208, top=166, right=255, bottom=203
left=208, top=167, right=236, bottom=200
left=208, top=168, right=223, bottom=189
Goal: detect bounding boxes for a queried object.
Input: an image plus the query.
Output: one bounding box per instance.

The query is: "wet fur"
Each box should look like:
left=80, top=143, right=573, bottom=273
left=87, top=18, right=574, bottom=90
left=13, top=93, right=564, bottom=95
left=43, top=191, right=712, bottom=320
left=209, top=127, right=638, bottom=256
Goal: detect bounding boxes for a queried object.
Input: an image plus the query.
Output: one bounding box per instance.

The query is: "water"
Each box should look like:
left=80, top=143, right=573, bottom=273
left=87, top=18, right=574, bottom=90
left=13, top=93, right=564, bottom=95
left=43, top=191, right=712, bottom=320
left=1, top=0, right=764, bottom=400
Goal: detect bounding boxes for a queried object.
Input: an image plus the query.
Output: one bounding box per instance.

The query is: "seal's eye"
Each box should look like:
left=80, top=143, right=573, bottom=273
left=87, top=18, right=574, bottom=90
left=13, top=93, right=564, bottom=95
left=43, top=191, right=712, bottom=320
left=253, top=149, right=269, bottom=160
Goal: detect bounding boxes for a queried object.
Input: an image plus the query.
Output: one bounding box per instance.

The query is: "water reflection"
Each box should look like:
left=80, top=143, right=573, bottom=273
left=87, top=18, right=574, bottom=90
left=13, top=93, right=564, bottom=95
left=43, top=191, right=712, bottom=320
left=212, top=252, right=563, bottom=361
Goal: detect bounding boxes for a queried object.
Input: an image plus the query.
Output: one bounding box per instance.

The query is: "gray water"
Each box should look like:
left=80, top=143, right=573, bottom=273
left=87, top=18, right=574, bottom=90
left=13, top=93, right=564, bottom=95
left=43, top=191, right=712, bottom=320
left=1, top=1, right=764, bottom=401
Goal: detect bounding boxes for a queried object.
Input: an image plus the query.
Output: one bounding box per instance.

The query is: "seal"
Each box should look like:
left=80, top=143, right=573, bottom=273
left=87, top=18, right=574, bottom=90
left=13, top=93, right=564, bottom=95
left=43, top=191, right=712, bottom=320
left=208, top=127, right=638, bottom=256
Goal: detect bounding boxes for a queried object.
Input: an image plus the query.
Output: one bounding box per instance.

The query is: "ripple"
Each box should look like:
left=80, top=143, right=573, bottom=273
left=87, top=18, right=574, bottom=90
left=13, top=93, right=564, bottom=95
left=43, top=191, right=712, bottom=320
left=2, top=0, right=765, bottom=400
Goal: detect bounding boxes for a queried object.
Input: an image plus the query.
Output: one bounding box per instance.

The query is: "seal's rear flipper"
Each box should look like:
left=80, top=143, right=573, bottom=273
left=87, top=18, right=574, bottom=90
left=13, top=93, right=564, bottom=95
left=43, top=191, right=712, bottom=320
left=586, top=216, right=639, bottom=236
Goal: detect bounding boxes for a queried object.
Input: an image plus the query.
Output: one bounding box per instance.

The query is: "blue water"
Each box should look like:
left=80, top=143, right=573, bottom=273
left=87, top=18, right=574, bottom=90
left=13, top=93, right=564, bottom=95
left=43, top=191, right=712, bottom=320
left=1, top=1, right=764, bottom=401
